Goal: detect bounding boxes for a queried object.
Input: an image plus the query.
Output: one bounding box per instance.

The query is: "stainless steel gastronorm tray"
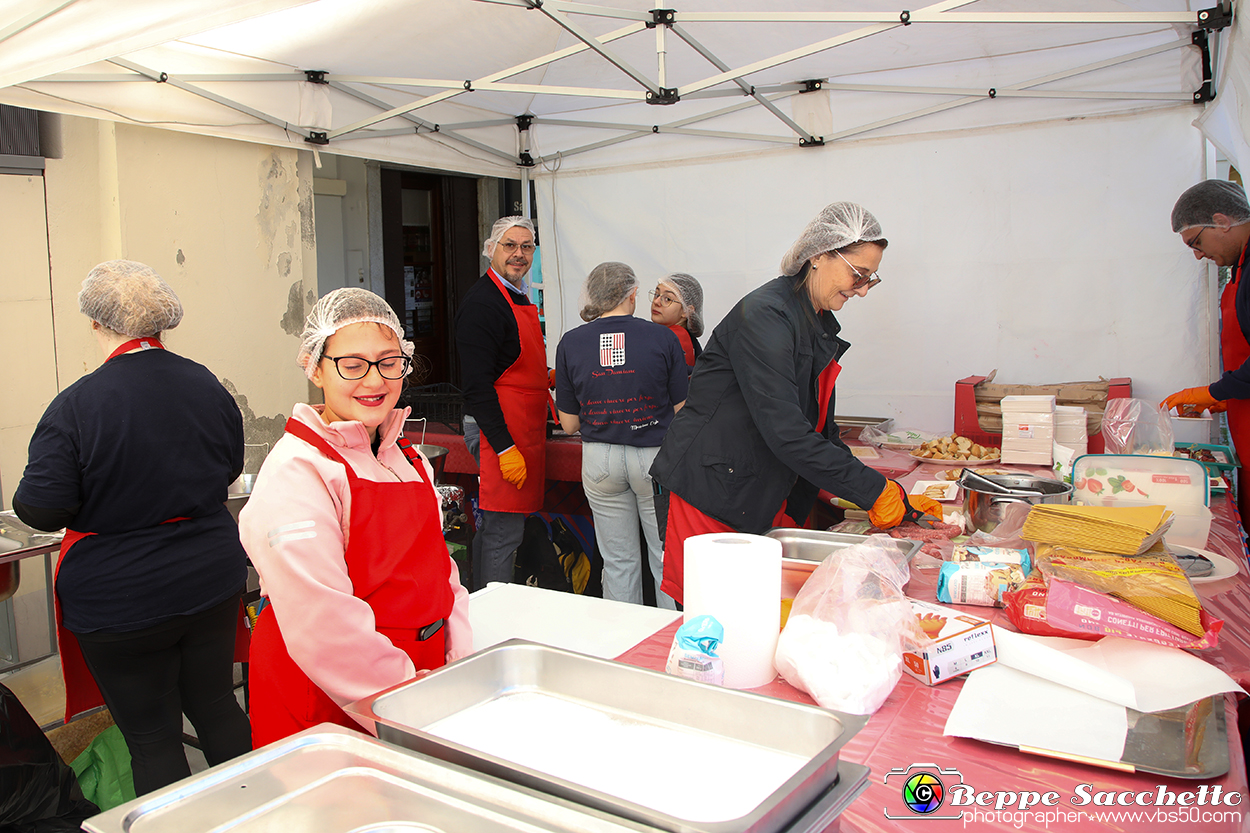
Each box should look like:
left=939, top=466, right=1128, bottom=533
left=346, top=640, right=868, bottom=833
left=82, top=725, right=666, bottom=833
left=766, top=528, right=922, bottom=567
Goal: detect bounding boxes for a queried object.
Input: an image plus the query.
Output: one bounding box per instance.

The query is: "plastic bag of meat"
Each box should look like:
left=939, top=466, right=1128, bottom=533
left=774, top=535, right=920, bottom=714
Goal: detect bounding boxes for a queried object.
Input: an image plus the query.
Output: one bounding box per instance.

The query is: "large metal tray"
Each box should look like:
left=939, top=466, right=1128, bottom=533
left=345, top=640, right=868, bottom=833
left=82, top=725, right=664, bottom=833
left=766, top=528, right=922, bottom=567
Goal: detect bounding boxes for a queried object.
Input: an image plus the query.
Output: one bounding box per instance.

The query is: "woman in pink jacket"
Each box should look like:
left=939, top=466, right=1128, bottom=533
left=240, top=288, right=472, bottom=747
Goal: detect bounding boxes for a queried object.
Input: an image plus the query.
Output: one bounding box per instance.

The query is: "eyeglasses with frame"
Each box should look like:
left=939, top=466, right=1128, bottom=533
left=649, top=289, right=681, bottom=307
left=833, top=250, right=882, bottom=290
left=1184, top=227, right=1209, bottom=252
left=498, top=240, right=536, bottom=254
left=322, top=354, right=412, bottom=380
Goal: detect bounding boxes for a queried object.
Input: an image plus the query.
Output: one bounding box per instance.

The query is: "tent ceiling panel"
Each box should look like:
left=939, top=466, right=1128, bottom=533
left=0, top=0, right=1226, bottom=176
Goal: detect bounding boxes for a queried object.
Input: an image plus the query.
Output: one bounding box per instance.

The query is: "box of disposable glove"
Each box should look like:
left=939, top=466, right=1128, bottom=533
left=901, top=599, right=996, bottom=685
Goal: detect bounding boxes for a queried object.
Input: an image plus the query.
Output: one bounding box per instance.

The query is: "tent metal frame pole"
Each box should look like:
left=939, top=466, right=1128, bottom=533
left=819, top=82, right=1190, bottom=101
left=521, top=1, right=660, bottom=96
left=534, top=93, right=798, bottom=162
left=329, top=82, right=519, bottom=163
left=107, top=58, right=312, bottom=139
left=0, top=0, right=78, bottom=46
left=678, top=0, right=981, bottom=98
left=669, top=22, right=816, bottom=143
left=474, top=0, right=650, bottom=23
left=822, top=37, right=1188, bottom=143
left=676, top=11, right=1199, bottom=24
left=327, top=22, right=643, bottom=139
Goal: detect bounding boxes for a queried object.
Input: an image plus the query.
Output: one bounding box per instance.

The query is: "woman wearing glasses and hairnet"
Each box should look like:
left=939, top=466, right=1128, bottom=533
left=649, top=272, right=704, bottom=374
left=239, top=288, right=471, bottom=746
left=13, top=261, right=251, bottom=794
left=650, top=202, right=943, bottom=605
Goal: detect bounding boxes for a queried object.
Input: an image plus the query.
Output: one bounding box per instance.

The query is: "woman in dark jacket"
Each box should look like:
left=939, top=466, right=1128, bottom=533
left=649, top=202, right=941, bottom=604
left=13, top=260, right=251, bottom=794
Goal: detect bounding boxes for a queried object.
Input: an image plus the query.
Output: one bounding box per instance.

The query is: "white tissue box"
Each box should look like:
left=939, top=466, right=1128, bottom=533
left=902, top=599, right=997, bottom=686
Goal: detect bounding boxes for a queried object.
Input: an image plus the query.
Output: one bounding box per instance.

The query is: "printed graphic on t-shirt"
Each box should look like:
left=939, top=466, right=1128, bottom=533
left=599, top=332, right=625, bottom=368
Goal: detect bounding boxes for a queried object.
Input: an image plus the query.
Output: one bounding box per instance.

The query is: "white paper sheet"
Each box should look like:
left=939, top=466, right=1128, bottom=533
left=946, top=663, right=1129, bottom=762
left=991, top=626, right=1244, bottom=712
left=945, top=627, right=1246, bottom=762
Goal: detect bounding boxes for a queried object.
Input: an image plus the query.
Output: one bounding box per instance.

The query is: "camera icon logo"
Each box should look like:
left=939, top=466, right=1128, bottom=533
left=883, top=763, right=965, bottom=820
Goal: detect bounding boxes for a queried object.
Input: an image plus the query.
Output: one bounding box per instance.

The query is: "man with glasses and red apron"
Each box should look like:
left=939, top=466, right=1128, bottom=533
left=1163, top=180, right=1250, bottom=531
left=455, top=217, right=551, bottom=589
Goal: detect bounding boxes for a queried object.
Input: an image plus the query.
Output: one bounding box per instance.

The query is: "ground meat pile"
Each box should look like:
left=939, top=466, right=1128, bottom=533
left=870, top=520, right=963, bottom=558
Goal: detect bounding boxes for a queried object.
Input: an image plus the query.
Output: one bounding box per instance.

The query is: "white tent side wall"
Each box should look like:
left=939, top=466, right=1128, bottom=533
left=536, top=105, right=1210, bottom=433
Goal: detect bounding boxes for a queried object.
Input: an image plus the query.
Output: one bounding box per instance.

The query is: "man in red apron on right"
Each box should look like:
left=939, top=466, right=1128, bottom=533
left=455, top=217, right=549, bottom=589
left=1162, top=179, right=1250, bottom=533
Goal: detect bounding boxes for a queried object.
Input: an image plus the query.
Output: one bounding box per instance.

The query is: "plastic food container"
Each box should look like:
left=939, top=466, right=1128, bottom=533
left=1072, top=454, right=1212, bottom=549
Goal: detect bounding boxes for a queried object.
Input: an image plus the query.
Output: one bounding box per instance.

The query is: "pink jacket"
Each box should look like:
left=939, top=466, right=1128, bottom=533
left=239, top=403, right=472, bottom=722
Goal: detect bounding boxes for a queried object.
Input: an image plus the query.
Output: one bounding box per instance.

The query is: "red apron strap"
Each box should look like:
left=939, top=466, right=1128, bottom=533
left=106, top=337, right=164, bottom=362
left=814, top=358, right=843, bottom=434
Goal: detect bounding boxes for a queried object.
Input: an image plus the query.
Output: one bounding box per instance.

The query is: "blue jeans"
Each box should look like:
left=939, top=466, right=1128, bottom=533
left=581, top=442, right=675, bottom=609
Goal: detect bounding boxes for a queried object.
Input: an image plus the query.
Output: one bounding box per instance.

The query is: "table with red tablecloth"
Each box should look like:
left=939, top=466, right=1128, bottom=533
left=614, top=459, right=1250, bottom=833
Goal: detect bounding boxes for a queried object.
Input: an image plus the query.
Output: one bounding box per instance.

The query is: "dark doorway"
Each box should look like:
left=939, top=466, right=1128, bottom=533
left=380, top=169, right=479, bottom=387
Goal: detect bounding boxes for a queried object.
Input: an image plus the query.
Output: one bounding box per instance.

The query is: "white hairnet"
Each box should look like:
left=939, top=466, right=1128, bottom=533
left=658, top=272, right=704, bottom=338
left=78, top=260, right=183, bottom=337
left=579, top=262, right=639, bottom=321
left=779, top=202, right=888, bottom=276
left=297, top=287, right=414, bottom=380
left=1171, top=180, right=1250, bottom=232
left=482, top=216, right=537, bottom=259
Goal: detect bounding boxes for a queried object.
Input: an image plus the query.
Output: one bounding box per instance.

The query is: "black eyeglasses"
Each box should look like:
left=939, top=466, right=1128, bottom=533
left=834, top=250, right=882, bottom=290
left=323, top=354, right=412, bottom=380
left=1184, top=227, right=1209, bottom=251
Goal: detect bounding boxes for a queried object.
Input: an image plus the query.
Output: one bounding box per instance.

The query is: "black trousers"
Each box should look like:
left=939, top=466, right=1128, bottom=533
left=73, top=593, right=252, bottom=795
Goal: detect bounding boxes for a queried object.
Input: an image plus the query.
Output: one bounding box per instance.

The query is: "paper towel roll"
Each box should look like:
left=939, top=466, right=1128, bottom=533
left=683, top=532, right=781, bottom=689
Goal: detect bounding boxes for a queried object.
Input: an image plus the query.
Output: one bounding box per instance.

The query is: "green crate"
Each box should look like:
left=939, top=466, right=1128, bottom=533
left=1173, top=441, right=1240, bottom=476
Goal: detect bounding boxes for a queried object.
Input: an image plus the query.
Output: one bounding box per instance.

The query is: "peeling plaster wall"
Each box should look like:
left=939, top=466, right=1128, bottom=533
left=29, top=116, right=315, bottom=481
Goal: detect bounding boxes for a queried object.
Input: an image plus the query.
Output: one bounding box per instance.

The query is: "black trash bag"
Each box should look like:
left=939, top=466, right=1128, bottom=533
left=514, top=515, right=574, bottom=592
left=0, top=683, right=99, bottom=832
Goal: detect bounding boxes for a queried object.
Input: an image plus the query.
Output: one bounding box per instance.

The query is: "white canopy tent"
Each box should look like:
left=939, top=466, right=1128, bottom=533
left=0, top=0, right=1243, bottom=430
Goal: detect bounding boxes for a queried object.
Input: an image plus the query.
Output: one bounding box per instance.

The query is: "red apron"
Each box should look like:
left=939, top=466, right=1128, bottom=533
left=248, top=418, right=453, bottom=747
left=659, top=358, right=838, bottom=604
left=53, top=337, right=249, bottom=723
left=478, top=269, right=549, bottom=513
left=668, top=324, right=696, bottom=368
left=1220, top=245, right=1250, bottom=527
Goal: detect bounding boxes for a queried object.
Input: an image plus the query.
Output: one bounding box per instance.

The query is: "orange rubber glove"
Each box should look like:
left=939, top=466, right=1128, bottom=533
left=867, top=481, right=943, bottom=529
left=548, top=368, right=557, bottom=389
left=1161, top=386, right=1222, bottom=415
left=498, top=446, right=527, bottom=490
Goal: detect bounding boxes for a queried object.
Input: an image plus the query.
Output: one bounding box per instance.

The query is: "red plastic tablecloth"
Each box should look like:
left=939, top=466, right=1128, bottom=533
left=615, top=461, right=1250, bottom=833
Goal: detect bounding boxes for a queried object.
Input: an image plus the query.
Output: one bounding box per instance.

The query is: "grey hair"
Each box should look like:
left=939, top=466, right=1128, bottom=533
left=579, top=262, right=639, bottom=322
left=1171, top=180, right=1250, bottom=232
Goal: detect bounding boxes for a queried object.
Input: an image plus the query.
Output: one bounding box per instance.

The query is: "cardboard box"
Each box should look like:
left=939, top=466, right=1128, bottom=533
left=902, top=599, right=997, bottom=685
left=953, top=374, right=1131, bottom=453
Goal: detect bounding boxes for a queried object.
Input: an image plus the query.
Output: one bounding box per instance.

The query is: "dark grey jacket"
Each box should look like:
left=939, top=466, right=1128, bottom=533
left=650, top=274, right=888, bottom=532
